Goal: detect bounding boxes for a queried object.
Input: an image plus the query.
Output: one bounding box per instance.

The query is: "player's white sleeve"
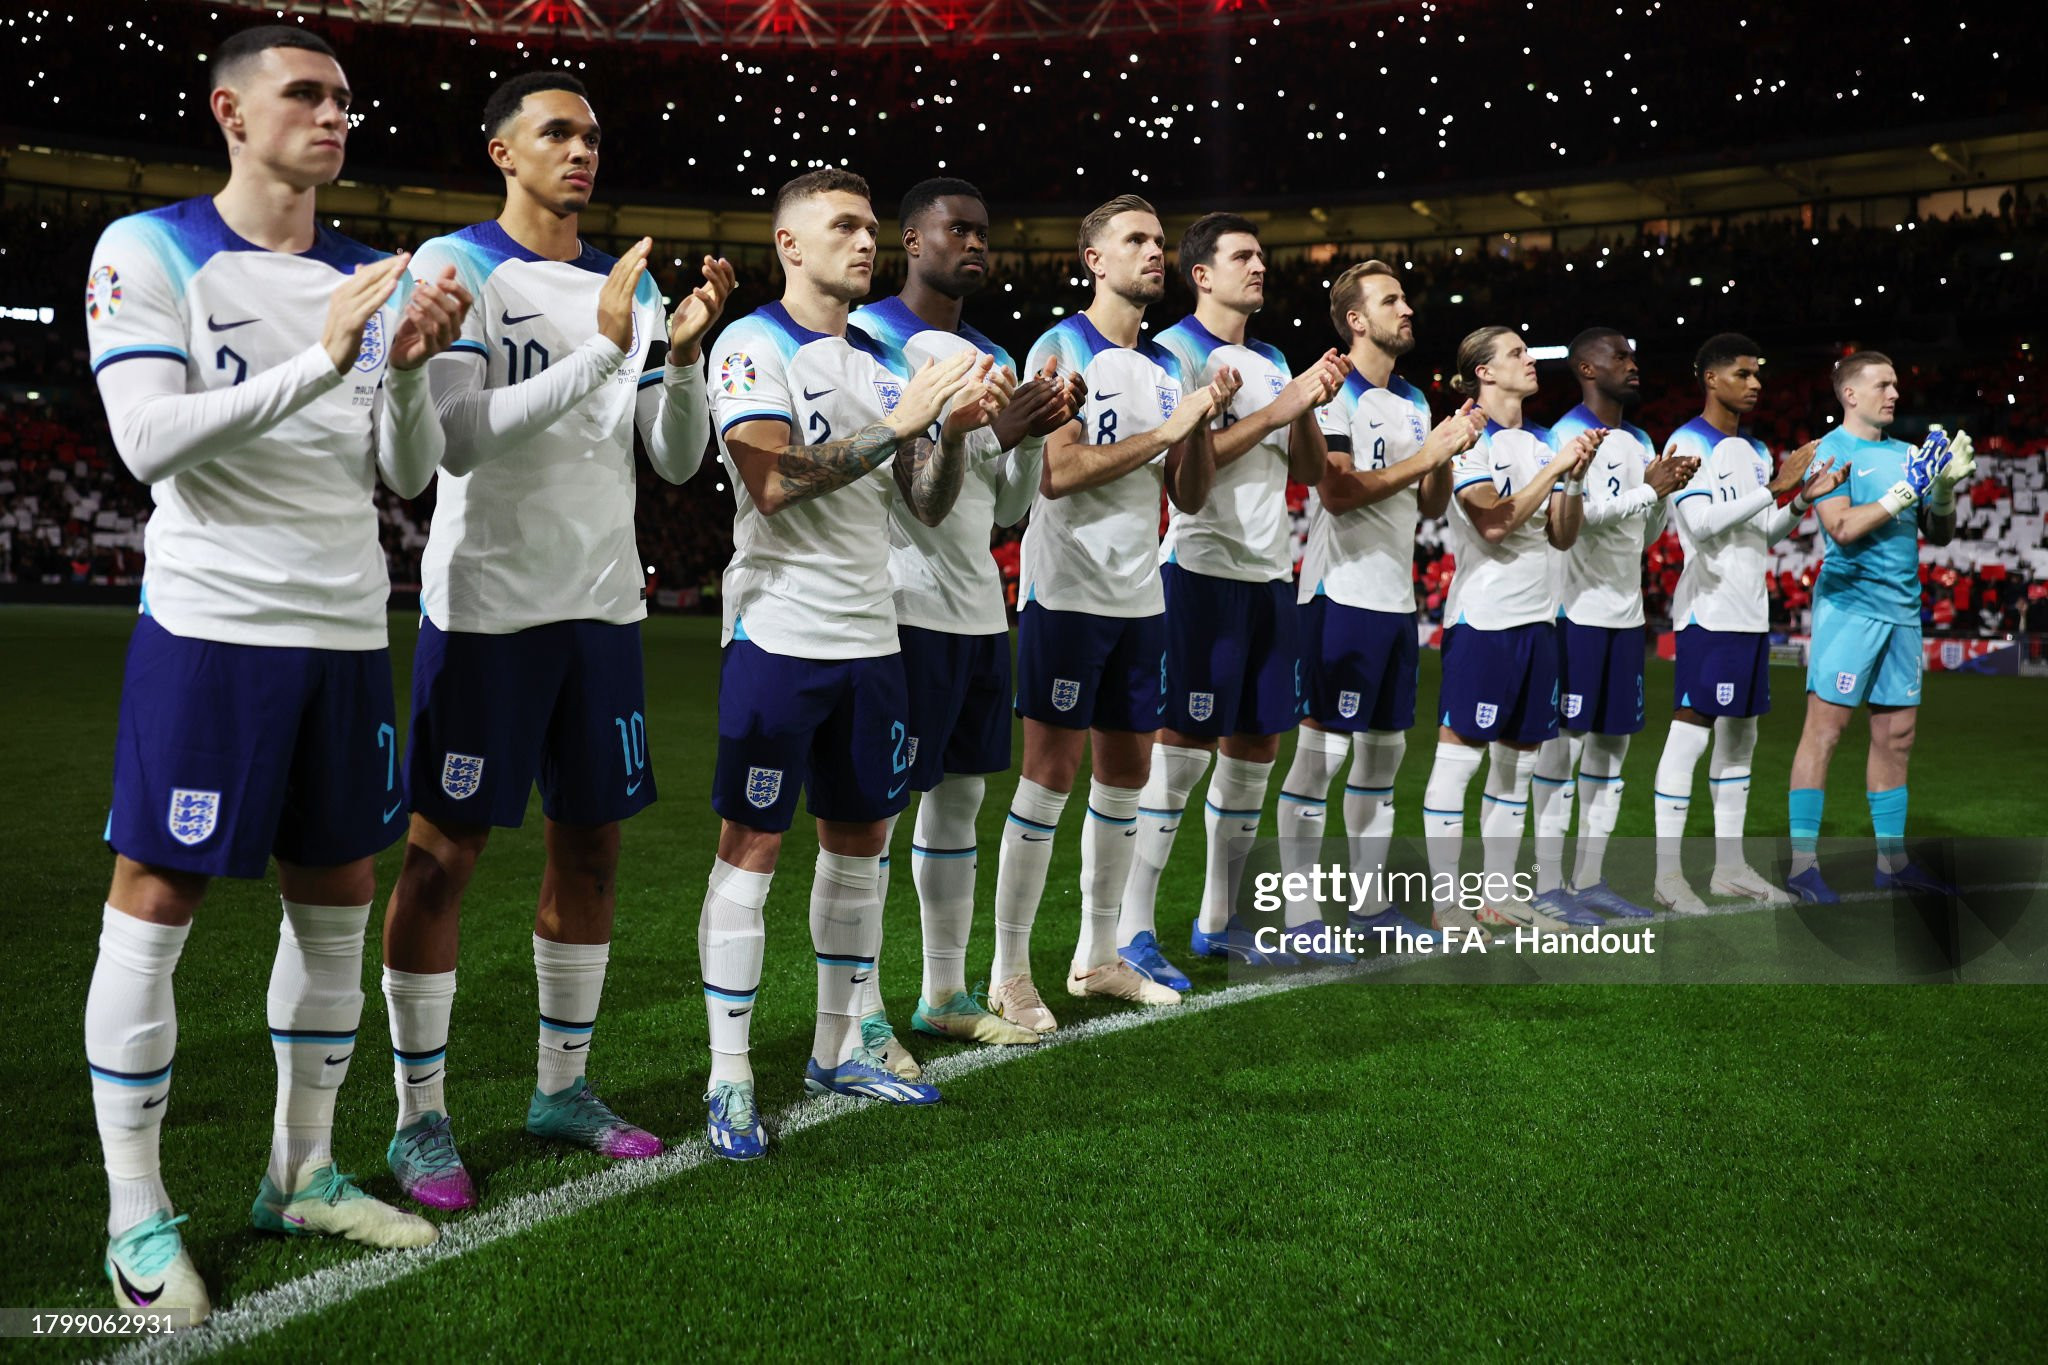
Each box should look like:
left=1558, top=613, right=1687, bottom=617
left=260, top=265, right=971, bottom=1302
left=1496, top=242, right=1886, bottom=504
left=1759, top=500, right=1805, bottom=546
left=638, top=354, right=709, bottom=484
left=989, top=434, right=1043, bottom=527
left=1675, top=484, right=1774, bottom=539
left=97, top=347, right=346, bottom=486
left=428, top=335, right=627, bottom=477
left=373, top=363, right=445, bottom=498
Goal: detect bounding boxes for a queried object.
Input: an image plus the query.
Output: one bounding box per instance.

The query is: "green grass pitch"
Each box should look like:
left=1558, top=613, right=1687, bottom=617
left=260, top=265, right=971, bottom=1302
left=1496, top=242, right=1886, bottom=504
left=1, top=605, right=2043, bottom=1358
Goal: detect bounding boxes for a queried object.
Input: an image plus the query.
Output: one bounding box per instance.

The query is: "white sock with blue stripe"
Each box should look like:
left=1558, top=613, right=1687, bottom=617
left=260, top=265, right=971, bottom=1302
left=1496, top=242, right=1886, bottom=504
left=1530, top=733, right=1582, bottom=894
left=811, top=849, right=881, bottom=1067
left=383, top=967, right=455, bottom=1128
left=1709, top=716, right=1758, bottom=873
left=1654, top=719, right=1713, bottom=878
left=1120, top=743, right=1212, bottom=944
left=912, top=776, right=984, bottom=1004
left=1573, top=732, right=1631, bottom=886
left=991, top=778, right=1069, bottom=983
left=87, top=905, right=188, bottom=1236
left=1202, top=756, right=1272, bottom=933
left=535, top=936, right=607, bottom=1097
left=1480, top=744, right=1538, bottom=886
left=1278, top=725, right=1348, bottom=922
left=1422, top=741, right=1484, bottom=899
left=267, top=900, right=370, bottom=1190
left=1342, top=731, right=1405, bottom=913
left=699, top=857, right=770, bottom=1085
left=864, top=815, right=899, bottom=1019
left=1074, top=781, right=1142, bottom=971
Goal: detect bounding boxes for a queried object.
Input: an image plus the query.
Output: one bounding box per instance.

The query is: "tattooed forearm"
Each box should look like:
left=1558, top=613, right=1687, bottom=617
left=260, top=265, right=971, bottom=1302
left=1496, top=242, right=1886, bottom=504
left=772, top=422, right=899, bottom=508
left=892, top=431, right=967, bottom=526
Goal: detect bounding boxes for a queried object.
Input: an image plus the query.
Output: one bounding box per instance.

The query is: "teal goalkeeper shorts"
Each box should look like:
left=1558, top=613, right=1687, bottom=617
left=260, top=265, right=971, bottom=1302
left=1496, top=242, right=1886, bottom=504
left=1806, top=597, right=1923, bottom=708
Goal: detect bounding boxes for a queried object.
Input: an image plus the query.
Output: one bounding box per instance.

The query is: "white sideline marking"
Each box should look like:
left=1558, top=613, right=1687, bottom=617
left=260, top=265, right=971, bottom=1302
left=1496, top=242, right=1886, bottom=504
left=107, top=881, right=2046, bottom=1364
left=105, top=958, right=1404, bottom=1365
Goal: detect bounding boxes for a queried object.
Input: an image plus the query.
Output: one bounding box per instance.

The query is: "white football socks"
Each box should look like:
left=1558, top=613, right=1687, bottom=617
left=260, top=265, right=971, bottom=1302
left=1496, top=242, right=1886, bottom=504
left=809, top=849, right=880, bottom=1068
left=865, top=813, right=900, bottom=1018
left=1119, top=743, right=1212, bottom=944
left=1479, top=744, right=1538, bottom=884
left=534, top=935, right=607, bottom=1096
left=266, top=900, right=369, bottom=1190
left=1277, top=725, right=1348, bottom=922
left=1422, top=741, right=1485, bottom=896
left=86, top=905, right=187, bottom=1236
left=1342, top=731, right=1404, bottom=913
left=699, top=857, right=770, bottom=1086
left=911, top=775, right=984, bottom=1003
left=991, top=777, right=1069, bottom=983
left=1074, top=781, right=1142, bottom=971
left=1203, top=756, right=1273, bottom=932
left=1709, top=715, right=1759, bottom=873
left=1530, top=732, right=1582, bottom=893
left=1573, top=731, right=1631, bottom=887
left=383, top=966, right=455, bottom=1128
left=1654, top=719, right=1713, bottom=878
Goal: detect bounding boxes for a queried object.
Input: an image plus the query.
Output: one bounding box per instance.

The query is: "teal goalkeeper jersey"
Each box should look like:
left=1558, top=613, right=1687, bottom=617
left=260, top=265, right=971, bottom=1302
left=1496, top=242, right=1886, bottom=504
left=1812, top=425, right=1921, bottom=625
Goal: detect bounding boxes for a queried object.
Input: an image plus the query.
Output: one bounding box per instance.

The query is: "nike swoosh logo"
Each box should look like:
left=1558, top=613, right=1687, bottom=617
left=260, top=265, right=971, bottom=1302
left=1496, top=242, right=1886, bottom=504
left=283, top=1213, right=308, bottom=1226
left=207, top=314, right=258, bottom=331
left=1094, top=390, right=1121, bottom=401
left=1023, top=834, right=1051, bottom=842
left=887, top=780, right=908, bottom=799
left=802, top=386, right=835, bottom=401
left=142, top=1093, right=167, bottom=1110
left=501, top=309, right=543, bottom=326
left=626, top=778, right=643, bottom=796
left=382, top=801, right=404, bottom=823
left=1369, top=419, right=1385, bottom=428
left=1493, top=464, right=1511, bottom=473
left=562, top=1039, right=590, bottom=1051
left=325, top=1052, right=353, bottom=1066
left=850, top=972, right=872, bottom=983
left=406, top=1069, right=442, bottom=1085
left=1122, top=829, right=1135, bottom=837
left=1239, top=824, right=1259, bottom=833
left=1906, top=688, right=1921, bottom=697
left=727, top=1006, right=752, bottom=1018
left=1159, top=825, right=1180, bottom=834
left=1856, top=466, right=1876, bottom=476
left=115, top=1265, right=163, bottom=1306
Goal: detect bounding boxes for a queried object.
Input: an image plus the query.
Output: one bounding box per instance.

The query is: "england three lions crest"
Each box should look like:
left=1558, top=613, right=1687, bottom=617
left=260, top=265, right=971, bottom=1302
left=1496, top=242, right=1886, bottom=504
left=1337, top=690, right=1361, bottom=720
left=1157, top=387, right=1178, bottom=420
left=1716, top=682, right=1735, bottom=706
left=745, top=766, right=784, bottom=809
left=440, top=752, right=486, bottom=801
left=353, top=311, right=387, bottom=373
left=1050, top=678, right=1081, bottom=713
left=1562, top=693, right=1584, bottom=720
left=1186, top=692, right=1215, bottom=723
left=1475, top=702, right=1498, bottom=729
left=166, top=788, right=219, bottom=846
left=874, top=380, right=904, bottom=414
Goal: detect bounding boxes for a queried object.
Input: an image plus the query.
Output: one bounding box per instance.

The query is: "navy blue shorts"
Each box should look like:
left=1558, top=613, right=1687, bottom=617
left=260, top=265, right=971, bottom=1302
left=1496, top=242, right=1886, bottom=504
left=1160, top=563, right=1301, bottom=738
left=1674, top=626, right=1771, bottom=718
left=1557, top=620, right=1647, bottom=736
left=1302, top=596, right=1418, bottom=733
left=713, top=639, right=910, bottom=832
left=107, top=615, right=404, bottom=879
left=1014, top=603, right=1166, bottom=733
left=900, top=625, right=1012, bottom=791
left=407, top=618, right=655, bottom=829
left=1438, top=621, right=1559, bottom=745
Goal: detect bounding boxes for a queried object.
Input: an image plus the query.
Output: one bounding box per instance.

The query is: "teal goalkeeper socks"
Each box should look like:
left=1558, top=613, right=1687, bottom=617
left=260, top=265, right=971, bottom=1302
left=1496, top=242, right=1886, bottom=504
left=1867, top=786, right=1909, bottom=873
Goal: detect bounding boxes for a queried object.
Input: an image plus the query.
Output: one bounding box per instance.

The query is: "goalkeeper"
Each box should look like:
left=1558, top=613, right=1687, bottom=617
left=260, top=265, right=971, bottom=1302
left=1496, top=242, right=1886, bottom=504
left=1785, top=350, right=1973, bottom=901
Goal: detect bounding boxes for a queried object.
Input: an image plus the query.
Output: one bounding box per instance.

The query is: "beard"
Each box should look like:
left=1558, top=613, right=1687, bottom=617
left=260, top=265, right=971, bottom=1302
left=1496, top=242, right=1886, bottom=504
left=1370, top=321, right=1416, bottom=357
left=1609, top=382, right=1642, bottom=409
left=1119, top=273, right=1165, bottom=306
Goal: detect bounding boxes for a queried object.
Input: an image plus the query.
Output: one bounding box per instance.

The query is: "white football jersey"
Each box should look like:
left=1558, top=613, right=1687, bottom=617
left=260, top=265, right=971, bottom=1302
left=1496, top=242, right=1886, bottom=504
left=709, top=303, right=909, bottom=660
left=1547, top=404, right=1662, bottom=629
left=413, top=223, right=668, bottom=634
left=1666, top=418, right=1776, bottom=632
left=85, top=197, right=409, bottom=650
left=1020, top=315, right=1184, bottom=617
left=1155, top=316, right=1293, bottom=583
left=1301, top=371, right=1433, bottom=613
left=1444, top=421, right=1560, bottom=630
left=849, top=295, right=1014, bottom=636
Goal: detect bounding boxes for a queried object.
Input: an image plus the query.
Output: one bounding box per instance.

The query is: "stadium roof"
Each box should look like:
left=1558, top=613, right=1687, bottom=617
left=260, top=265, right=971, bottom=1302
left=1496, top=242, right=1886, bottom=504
left=184, top=0, right=1399, bottom=48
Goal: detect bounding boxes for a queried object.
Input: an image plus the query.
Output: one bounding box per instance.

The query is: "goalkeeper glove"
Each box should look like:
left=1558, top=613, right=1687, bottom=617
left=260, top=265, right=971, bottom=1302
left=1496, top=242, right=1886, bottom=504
left=1927, top=429, right=1975, bottom=513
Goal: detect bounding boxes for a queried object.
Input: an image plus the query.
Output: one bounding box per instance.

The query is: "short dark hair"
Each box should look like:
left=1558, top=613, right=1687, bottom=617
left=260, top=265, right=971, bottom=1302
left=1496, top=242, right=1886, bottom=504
left=1695, top=332, right=1762, bottom=381
left=1077, top=194, right=1157, bottom=266
left=899, top=177, right=984, bottom=230
left=1568, top=326, right=1626, bottom=369
left=484, top=72, right=590, bottom=138
left=212, top=25, right=336, bottom=86
left=1328, top=259, right=1399, bottom=341
left=774, top=168, right=871, bottom=227
left=1177, top=212, right=1260, bottom=292
left=1832, top=349, right=1894, bottom=399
